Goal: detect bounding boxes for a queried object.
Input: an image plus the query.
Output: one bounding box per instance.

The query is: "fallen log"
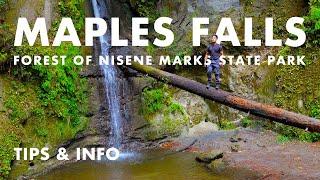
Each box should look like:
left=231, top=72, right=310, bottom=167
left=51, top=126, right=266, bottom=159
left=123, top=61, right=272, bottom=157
left=128, top=62, right=320, bottom=133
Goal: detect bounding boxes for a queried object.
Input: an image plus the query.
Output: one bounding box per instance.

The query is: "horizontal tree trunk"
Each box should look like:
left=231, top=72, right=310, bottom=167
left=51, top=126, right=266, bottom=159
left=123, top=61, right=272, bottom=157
left=128, top=62, right=320, bottom=133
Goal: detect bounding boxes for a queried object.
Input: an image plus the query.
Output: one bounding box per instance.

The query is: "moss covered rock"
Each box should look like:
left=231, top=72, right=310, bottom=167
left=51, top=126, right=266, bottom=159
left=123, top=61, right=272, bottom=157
left=195, top=150, right=224, bottom=163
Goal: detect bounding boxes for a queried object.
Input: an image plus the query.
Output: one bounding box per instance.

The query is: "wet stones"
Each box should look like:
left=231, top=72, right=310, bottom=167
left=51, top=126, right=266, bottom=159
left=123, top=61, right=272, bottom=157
left=195, top=150, right=224, bottom=163
left=207, top=159, right=227, bottom=173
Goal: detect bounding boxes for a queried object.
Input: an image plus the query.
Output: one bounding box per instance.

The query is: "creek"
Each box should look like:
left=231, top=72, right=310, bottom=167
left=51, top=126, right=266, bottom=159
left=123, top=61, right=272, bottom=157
left=37, top=150, right=248, bottom=180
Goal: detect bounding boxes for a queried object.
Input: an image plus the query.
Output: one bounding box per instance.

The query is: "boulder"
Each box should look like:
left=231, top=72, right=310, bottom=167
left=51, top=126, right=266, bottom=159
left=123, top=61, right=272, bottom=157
left=183, top=121, right=219, bottom=137
left=207, top=159, right=227, bottom=173
left=174, top=90, right=217, bottom=124
left=195, top=150, right=224, bottom=163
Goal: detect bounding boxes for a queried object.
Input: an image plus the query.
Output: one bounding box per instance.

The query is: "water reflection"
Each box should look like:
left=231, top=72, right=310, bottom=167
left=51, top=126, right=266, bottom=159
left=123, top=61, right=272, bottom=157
left=38, top=151, right=232, bottom=180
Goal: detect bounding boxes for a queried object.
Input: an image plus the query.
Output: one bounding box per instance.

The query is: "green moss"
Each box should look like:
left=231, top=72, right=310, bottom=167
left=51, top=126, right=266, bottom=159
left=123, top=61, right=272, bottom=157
left=0, top=0, right=8, bottom=11
left=218, top=119, right=236, bottom=130
left=240, top=117, right=253, bottom=128
left=276, top=134, right=292, bottom=144
left=130, top=0, right=159, bottom=22
left=0, top=0, right=89, bottom=178
left=265, top=1, right=320, bottom=140
left=140, top=84, right=188, bottom=138
left=273, top=47, right=320, bottom=113
left=305, top=2, right=320, bottom=45
left=255, top=0, right=320, bottom=142
left=146, top=44, right=156, bottom=56
left=266, top=47, right=320, bottom=142
left=140, top=85, right=171, bottom=116
left=0, top=133, right=20, bottom=178
left=0, top=23, right=14, bottom=64
left=167, top=102, right=185, bottom=114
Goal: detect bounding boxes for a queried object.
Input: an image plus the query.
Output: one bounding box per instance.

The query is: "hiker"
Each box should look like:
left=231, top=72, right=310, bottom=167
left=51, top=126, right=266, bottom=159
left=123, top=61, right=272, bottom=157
left=205, top=34, right=223, bottom=89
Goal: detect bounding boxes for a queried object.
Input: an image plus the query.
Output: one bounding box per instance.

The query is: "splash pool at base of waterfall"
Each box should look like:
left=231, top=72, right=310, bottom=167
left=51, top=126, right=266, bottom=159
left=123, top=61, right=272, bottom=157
left=37, top=150, right=257, bottom=180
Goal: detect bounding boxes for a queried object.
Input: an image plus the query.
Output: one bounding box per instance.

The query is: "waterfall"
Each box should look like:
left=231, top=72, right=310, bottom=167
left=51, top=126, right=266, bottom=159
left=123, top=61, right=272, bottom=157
left=91, top=0, right=123, bottom=148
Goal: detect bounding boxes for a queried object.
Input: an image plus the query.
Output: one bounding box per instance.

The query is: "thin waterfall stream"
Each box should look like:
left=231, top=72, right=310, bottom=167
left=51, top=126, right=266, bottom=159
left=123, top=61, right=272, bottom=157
left=91, top=0, right=123, bottom=148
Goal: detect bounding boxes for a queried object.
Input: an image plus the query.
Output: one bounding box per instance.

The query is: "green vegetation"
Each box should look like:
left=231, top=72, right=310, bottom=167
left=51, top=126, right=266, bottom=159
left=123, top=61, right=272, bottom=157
left=0, top=23, right=14, bottom=64
left=266, top=0, right=320, bottom=142
left=218, top=119, right=236, bottom=130
left=0, top=132, right=20, bottom=178
left=130, top=0, right=160, bottom=22
left=146, top=44, right=156, bottom=56
left=167, top=102, right=185, bottom=114
left=305, top=0, right=320, bottom=45
left=0, top=0, right=89, bottom=178
left=240, top=117, right=254, bottom=128
left=13, top=43, right=88, bottom=125
left=140, top=84, right=188, bottom=139
left=276, top=134, right=291, bottom=143
left=0, top=0, right=7, bottom=11
left=57, top=0, right=85, bottom=31
left=141, top=85, right=171, bottom=116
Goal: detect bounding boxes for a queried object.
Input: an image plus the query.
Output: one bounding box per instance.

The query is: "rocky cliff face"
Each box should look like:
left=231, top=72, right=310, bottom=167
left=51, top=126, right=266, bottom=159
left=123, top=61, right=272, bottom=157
left=110, top=0, right=308, bottom=141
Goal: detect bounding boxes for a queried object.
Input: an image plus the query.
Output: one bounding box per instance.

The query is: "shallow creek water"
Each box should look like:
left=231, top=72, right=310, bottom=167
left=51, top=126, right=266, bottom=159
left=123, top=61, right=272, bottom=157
left=37, top=150, right=242, bottom=180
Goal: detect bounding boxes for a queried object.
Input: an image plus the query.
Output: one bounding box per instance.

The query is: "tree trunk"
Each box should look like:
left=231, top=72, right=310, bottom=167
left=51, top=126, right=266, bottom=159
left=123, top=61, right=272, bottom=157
left=128, top=62, right=320, bottom=133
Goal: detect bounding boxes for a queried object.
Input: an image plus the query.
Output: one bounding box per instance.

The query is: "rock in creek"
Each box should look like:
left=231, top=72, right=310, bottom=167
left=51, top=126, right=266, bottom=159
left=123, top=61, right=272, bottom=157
left=181, top=121, right=219, bottom=137
left=207, top=159, right=227, bottom=173
left=195, top=150, right=224, bottom=163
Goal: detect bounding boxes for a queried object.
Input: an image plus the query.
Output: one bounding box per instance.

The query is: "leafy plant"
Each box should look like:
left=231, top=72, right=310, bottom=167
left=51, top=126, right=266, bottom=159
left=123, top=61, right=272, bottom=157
left=310, top=102, right=320, bottom=118
left=0, top=0, right=8, bottom=11
left=276, top=134, right=291, bottom=143
left=218, top=119, right=236, bottom=130
left=240, top=117, right=253, bottom=128
left=0, top=133, right=20, bottom=178
left=141, top=86, right=170, bottom=116
left=0, top=0, right=89, bottom=178
left=167, top=102, right=185, bottom=114
left=304, top=1, right=320, bottom=46
left=271, top=0, right=320, bottom=143
left=131, top=0, right=160, bottom=22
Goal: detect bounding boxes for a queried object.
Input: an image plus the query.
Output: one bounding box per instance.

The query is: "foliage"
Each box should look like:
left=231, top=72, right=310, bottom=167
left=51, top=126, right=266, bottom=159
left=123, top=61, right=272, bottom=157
left=272, top=39, right=320, bottom=141
left=240, top=117, right=253, bottom=128
left=4, top=84, right=32, bottom=124
left=141, top=84, right=188, bottom=138
left=141, top=84, right=186, bottom=117
left=130, top=0, right=159, bottom=22
left=167, top=102, right=185, bottom=114
left=310, top=102, right=320, bottom=118
left=146, top=44, right=156, bottom=56
left=243, top=0, right=254, bottom=6
left=272, top=49, right=320, bottom=141
left=304, top=0, right=320, bottom=46
left=276, top=134, right=291, bottom=143
left=0, top=24, right=14, bottom=64
left=267, top=0, right=320, bottom=142
left=0, top=133, right=20, bottom=178
left=0, top=0, right=88, bottom=178
left=37, top=45, right=87, bottom=124
left=218, top=119, right=236, bottom=130
left=274, top=122, right=320, bottom=142
left=0, top=0, right=8, bottom=11
left=141, top=86, right=171, bottom=116
left=56, top=0, right=84, bottom=31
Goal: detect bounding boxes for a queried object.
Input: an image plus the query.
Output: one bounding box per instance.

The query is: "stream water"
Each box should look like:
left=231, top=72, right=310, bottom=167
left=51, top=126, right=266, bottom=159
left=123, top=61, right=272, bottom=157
left=37, top=151, right=241, bottom=180
left=92, top=0, right=123, bottom=148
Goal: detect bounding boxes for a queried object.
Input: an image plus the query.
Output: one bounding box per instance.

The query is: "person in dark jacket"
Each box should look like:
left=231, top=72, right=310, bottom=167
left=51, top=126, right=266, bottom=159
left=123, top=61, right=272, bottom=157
left=205, top=34, right=223, bottom=89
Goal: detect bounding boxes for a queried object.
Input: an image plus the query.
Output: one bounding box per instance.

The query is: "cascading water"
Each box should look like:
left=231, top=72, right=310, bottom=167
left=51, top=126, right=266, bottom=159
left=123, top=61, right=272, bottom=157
left=91, top=0, right=123, bottom=148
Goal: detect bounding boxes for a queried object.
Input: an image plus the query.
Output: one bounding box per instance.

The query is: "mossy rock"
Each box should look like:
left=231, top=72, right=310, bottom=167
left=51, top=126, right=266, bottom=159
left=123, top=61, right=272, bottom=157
left=195, top=150, right=224, bottom=164
left=207, top=159, right=227, bottom=174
